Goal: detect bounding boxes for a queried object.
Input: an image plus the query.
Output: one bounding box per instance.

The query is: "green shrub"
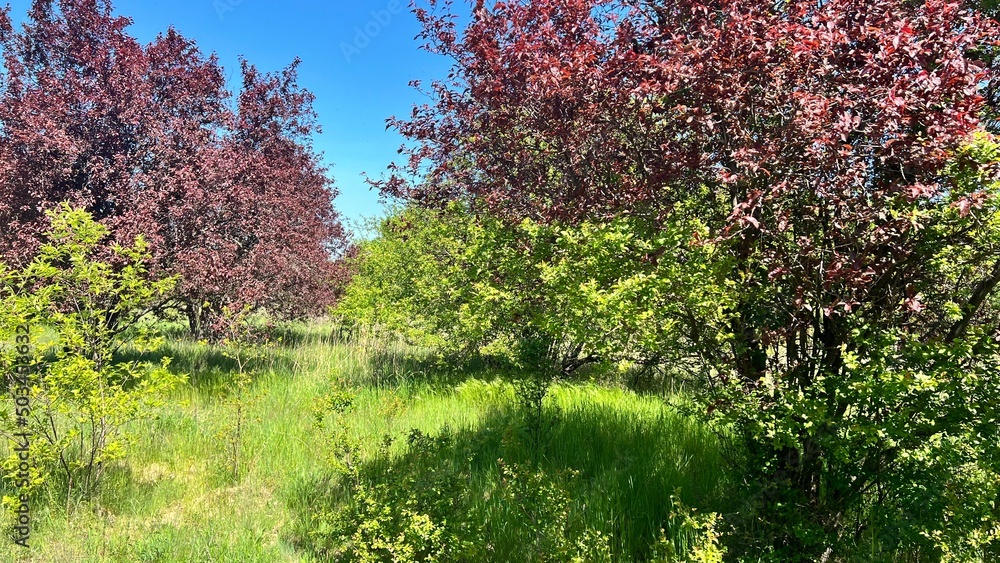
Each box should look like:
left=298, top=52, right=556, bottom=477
left=306, top=426, right=615, bottom=562
left=336, top=204, right=724, bottom=385
left=0, top=205, right=184, bottom=499
left=650, top=497, right=725, bottom=563
left=212, top=307, right=275, bottom=483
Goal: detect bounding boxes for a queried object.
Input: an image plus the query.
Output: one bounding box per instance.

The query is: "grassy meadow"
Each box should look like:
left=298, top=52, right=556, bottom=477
left=0, top=320, right=733, bottom=562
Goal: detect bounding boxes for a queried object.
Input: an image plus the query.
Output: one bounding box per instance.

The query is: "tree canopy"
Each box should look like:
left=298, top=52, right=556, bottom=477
left=0, top=0, right=348, bottom=335
left=366, top=0, right=1000, bottom=558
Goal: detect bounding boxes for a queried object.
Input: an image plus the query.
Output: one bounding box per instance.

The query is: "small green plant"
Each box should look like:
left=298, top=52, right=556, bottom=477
left=213, top=307, right=274, bottom=482
left=214, top=368, right=262, bottom=483
left=511, top=373, right=558, bottom=464
left=0, top=204, right=185, bottom=500
left=650, top=495, right=726, bottom=563
left=311, top=383, right=359, bottom=477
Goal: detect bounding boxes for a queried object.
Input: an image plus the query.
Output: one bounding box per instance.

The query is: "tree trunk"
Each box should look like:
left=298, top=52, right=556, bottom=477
left=187, top=301, right=203, bottom=339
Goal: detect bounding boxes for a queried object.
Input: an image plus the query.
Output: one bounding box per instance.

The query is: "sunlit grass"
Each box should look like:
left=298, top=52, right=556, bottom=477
left=0, top=320, right=729, bottom=562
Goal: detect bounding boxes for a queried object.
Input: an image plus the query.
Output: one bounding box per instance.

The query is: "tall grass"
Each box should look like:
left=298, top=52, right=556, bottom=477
left=294, top=380, right=730, bottom=561
left=0, top=319, right=730, bottom=562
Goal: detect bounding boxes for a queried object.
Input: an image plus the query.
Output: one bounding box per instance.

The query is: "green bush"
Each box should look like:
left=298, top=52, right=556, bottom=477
left=336, top=203, right=725, bottom=384
left=649, top=497, right=725, bottom=563
left=341, top=137, right=1000, bottom=560
left=0, top=205, right=185, bottom=499
left=307, top=427, right=613, bottom=562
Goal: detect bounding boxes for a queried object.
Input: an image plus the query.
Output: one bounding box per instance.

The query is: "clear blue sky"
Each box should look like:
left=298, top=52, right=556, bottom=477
left=5, top=0, right=468, bottom=233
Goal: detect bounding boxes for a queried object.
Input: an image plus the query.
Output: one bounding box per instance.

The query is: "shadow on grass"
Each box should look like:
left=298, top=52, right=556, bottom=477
left=0, top=456, right=163, bottom=523
left=264, top=322, right=323, bottom=347
left=288, top=396, right=734, bottom=562
left=359, top=349, right=511, bottom=389
left=116, top=340, right=298, bottom=394
left=90, top=462, right=173, bottom=517
left=358, top=347, right=584, bottom=392
left=117, top=344, right=237, bottom=391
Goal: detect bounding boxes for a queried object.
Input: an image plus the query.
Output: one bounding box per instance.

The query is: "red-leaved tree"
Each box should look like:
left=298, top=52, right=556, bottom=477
left=382, top=0, right=1000, bottom=556
left=0, top=0, right=347, bottom=335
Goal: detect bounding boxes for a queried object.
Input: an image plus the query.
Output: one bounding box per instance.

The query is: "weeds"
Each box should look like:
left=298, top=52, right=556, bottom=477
left=0, top=319, right=731, bottom=562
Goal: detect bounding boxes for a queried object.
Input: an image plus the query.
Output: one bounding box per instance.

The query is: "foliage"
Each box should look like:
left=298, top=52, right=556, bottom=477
left=0, top=205, right=185, bottom=498
left=381, top=0, right=1000, bottom=558
left=338, top=204, right=729, bottom=382
left=212, top=307, right=275, bottom=482
left=337, top=204, right=731, bottom=466
left=650, top=496, right=726, bottom=563
left=385, top=0, right=995, bottom=225
left=311, top=378, right=360, bottom=477
left=0, top=0, right=348, bottom=335
left=299, top=362, right=729, bottom=562
left=699, top=135, right=1000, bottom=560
left=307, top=427, right=616, bottom=563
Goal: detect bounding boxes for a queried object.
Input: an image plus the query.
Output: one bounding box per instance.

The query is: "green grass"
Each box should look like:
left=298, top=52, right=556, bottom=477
left=0, top=321, right=730, bottom=562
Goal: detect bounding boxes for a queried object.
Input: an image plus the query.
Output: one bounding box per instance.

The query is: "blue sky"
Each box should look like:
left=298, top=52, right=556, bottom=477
left=5, top=0, right=468, bottom=233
